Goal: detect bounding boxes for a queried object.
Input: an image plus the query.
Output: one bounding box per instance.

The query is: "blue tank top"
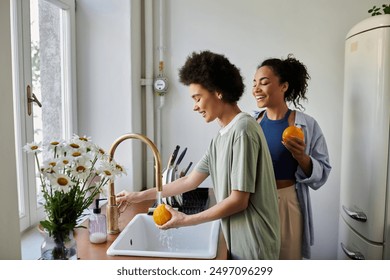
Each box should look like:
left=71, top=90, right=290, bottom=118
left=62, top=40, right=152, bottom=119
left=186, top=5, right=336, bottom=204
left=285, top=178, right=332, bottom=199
left=260, top=110, right=298, bottom=180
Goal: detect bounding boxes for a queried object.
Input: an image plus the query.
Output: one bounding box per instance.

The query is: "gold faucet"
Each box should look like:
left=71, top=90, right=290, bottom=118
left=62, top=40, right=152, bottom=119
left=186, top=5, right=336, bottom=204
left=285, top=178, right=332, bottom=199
left=107, top=133, right=162, bottom=234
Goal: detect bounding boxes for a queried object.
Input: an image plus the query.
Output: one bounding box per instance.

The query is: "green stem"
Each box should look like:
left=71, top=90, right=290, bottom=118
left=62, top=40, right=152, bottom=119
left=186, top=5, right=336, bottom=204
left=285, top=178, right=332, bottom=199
left=34, top=153, right=46, bottom=189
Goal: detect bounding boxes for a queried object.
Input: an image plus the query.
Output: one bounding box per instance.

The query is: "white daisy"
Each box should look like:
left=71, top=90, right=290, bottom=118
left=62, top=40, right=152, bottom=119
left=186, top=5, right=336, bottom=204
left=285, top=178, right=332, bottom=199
left=68, top=141, right=82, bottom=150
left=40, top=166, right=56, bottom=176
left=97, top=161, right=116, bottom=180
left=69, top=148, right=84, bottom=159
left=72, top=134, right=92, bottom=143
left=43, top=158, right=58, bottom=168
left=71, top=134, right=94, bottom=152
left=47, top=140, right=65, bottom=156
left=113, top=161, right=127, bottom=176
left=56, top=156, right=73, bottom=168
left=50, top=173, right=72, bottom=193
left=48, top=140, right=63, bottom=150
left=40, top=159, right=59, bottom=176
left=90, top=144, right=108, bottom=160
left=71, top=158, right=92, bottom=181
left=23, top=142, right=42, bottom=154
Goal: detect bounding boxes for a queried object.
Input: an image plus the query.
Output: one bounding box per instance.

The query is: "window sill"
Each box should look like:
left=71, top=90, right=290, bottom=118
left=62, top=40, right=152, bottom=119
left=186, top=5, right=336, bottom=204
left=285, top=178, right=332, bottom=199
left=21, top=225, right=42, bottom=260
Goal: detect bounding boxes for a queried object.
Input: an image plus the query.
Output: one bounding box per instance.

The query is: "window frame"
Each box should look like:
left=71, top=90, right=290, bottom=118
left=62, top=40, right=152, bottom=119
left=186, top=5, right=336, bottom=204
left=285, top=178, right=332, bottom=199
left=11, top=0, right=77, bottom=232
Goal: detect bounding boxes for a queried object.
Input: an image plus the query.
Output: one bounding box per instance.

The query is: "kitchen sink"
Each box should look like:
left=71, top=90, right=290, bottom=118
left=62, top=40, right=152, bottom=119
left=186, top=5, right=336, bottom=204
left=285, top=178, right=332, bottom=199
left=106, top=213, right=220, bottom=259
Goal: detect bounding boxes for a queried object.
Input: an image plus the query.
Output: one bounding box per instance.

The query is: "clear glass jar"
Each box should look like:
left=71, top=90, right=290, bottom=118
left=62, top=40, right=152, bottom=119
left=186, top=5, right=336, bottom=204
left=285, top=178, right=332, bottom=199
left=40, top=230, right=77, bottom=260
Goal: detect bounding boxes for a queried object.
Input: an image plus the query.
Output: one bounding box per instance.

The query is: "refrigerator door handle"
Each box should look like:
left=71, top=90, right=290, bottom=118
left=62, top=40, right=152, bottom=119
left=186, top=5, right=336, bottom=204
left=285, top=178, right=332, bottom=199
left=342, top=205, right=367, bottom=222
left=340, top=242, right=365, bottom=260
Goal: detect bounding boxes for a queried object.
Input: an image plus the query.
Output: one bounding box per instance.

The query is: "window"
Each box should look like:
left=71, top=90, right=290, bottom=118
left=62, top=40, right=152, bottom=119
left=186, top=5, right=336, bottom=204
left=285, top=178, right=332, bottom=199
left=11, top=0, right=77, bottom=231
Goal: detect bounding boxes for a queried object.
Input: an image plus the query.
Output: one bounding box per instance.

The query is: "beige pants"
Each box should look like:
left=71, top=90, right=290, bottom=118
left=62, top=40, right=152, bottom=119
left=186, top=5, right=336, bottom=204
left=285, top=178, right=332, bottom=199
left=278, top=185, right=303, bottom=260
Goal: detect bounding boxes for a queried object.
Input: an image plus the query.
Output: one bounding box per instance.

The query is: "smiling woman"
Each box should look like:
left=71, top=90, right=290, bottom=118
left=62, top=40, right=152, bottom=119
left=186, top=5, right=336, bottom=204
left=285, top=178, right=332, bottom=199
left=252, top=55, right=331, bottom=259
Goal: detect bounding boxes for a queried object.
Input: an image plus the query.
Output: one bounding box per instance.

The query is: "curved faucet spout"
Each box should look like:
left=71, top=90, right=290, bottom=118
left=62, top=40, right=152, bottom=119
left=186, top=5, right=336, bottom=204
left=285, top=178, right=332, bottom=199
left=107, top=133, right=162, bottom=234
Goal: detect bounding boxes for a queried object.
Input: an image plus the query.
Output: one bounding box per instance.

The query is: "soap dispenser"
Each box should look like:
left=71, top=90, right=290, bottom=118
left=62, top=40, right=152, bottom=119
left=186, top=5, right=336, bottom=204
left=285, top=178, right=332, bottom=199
left=89, top=198, right=107, bottom=244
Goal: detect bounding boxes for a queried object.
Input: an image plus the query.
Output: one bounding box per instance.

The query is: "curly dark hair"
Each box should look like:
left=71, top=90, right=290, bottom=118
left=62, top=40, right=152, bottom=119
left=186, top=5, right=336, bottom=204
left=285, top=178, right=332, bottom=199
left=179, top=50, right=245, bottom=103
left=259, top=54, right=310, bottom=110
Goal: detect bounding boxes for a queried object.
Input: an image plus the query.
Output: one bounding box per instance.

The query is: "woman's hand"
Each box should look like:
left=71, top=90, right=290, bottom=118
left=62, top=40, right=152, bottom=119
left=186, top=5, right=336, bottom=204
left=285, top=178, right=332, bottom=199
left=157, top=204, right=188, bottom=230
left=116, top=190, right=143, bottom=205
left=283, top=137, right=312, bottom=177
left=116, top=187, right=156, bottom=204
left=282, top=136, right=306, bottom=160
left=115, top=190, right=131, bottom=205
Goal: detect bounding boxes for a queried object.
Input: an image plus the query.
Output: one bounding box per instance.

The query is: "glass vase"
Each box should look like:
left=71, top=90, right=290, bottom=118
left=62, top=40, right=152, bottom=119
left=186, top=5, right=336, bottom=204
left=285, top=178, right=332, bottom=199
left=40, top=230, right=77, bottom=260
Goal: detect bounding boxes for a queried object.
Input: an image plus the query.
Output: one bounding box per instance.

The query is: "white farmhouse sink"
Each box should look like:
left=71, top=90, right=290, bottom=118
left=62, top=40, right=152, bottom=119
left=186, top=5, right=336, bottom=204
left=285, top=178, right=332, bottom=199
left=107, top=213, right=220, bottom=259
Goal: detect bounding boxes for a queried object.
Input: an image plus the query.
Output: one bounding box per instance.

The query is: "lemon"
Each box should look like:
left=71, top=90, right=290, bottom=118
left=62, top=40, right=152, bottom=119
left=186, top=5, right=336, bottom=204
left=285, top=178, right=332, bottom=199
left=282, top=126, right=304, bottom=142
left=153, top=204, right=172, bottom=226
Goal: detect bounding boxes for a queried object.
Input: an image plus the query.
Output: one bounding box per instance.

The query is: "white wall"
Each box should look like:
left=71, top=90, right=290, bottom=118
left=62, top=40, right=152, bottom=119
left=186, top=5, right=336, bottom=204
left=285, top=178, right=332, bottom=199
left=0, top=0, right=22, bottom=260
left=75, top=0, right=385, bottom=259
left=76, top=0, right=143, bottom=191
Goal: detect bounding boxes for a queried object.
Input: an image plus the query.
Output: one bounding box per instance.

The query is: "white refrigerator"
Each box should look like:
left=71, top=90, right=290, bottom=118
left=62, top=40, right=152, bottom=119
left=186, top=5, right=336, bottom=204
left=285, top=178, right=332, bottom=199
left=337, top=15, right=390, bottom=260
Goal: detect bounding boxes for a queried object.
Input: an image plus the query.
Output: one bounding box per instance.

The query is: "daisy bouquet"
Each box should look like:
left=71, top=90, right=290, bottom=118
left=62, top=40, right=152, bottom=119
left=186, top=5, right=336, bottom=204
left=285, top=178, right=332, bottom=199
left=24, top=135, right=126, bottom=240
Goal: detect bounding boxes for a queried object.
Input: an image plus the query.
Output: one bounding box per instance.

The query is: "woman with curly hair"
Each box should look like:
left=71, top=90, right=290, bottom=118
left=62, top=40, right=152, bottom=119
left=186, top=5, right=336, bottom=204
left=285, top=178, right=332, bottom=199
left=252, top=55, right=331, bottom=259
left=116, top=50, right=280, bottom=259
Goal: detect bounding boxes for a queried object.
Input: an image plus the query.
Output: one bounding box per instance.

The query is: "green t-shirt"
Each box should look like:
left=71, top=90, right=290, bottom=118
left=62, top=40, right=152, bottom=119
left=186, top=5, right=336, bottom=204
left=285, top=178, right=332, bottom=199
left=195, top=112, right=280, bottom=259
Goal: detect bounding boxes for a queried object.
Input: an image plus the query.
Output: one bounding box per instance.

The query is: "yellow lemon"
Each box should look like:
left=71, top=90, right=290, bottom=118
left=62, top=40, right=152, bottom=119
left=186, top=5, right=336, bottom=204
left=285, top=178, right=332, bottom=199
left=282, top=126, right=304, bottom=142
left=153, top=204, right=172, bottom=226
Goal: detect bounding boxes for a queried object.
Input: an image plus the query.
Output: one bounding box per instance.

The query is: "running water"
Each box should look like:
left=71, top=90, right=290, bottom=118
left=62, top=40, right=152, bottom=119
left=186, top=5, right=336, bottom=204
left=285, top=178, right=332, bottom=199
left=156, top=191, right=163, bottom=205
left=156, top=192, right=177, bottom=251
left=158, top=229, right=175, bottom=251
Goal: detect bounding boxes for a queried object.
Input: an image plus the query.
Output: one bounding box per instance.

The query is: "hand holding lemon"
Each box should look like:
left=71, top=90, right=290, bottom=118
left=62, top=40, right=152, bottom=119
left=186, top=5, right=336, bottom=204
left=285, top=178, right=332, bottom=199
left=282, top=125, right=308, bottom=163
left=153, top=204, right=172, bottom=226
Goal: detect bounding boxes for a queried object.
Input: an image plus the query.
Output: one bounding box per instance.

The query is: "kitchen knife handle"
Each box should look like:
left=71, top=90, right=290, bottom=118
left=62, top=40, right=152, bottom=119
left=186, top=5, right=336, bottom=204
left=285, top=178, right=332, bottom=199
left=180, top=162, right=193, bottom=178
left=169, top=145, right=180, bottom=166
left=175, top=147, right=187, bottom=167
left=340, top=242, right=365, bottom=260
left=342, top=205, right=367, bottom=222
